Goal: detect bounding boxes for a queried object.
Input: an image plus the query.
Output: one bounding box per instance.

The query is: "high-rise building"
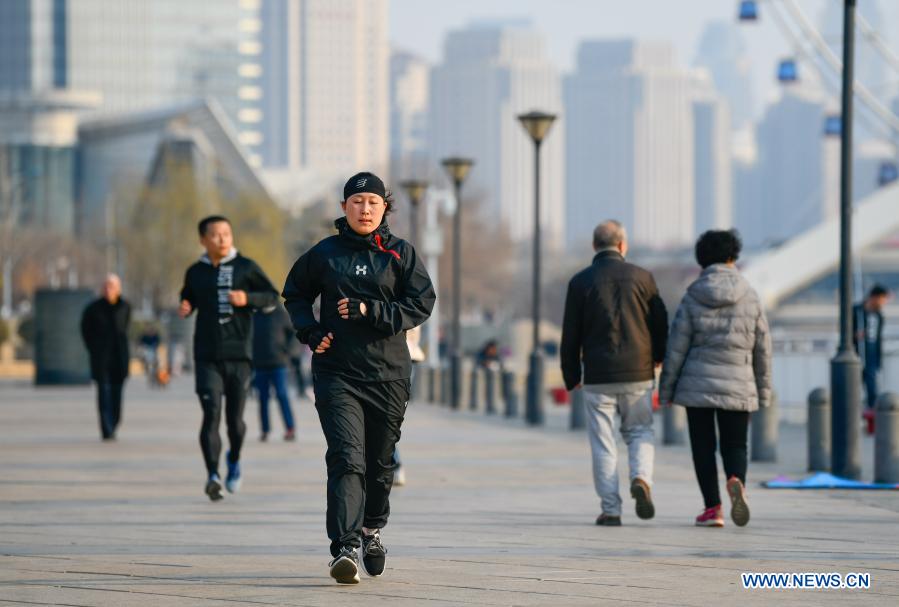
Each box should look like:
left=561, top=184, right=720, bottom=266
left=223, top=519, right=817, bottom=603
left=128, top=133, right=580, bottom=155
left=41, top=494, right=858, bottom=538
left=564, top=40, right=694, bottom=250
left=754, top=86, right=839, bottom=246
left=429, top=21, right=564, bottom=248
left=258, top=0, right=389, bottom=182
left=692, top=71, right=733, bottom=236
left=390, top=50, right=429, bottom=178
left=0, top=0, right=263, bottom=164
left=693, top=20, right=755, bottom=130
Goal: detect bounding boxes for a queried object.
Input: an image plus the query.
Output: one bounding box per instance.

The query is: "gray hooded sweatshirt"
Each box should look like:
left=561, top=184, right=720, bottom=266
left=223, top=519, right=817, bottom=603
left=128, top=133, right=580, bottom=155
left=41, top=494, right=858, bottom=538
left=658, top=264, right=772, bottom=412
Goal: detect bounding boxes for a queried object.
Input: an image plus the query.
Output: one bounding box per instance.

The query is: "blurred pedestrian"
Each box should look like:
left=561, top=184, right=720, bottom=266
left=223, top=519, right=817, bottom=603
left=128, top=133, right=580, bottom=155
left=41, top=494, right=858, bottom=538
left=252, top=303, right=297, bottom=442
left=283, top=172, right=435, bottom=584
left=139, top=325, right=162, bottom=387
left=80, top=274, right=131, bottom=441
left=854, top=284, right=891, bottom=414
left=393, top=325, right=426, bottom=488
left=659, top=229, right=771, bottom=528
left=560, top=220, right=668, bottom=526
left=179, top=215, right=279, bottom=501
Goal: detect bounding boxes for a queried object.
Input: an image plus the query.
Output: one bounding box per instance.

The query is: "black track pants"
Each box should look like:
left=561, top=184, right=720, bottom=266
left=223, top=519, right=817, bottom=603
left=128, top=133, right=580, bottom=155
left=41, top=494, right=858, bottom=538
left=195, top=360, right=252, bottom=476
left=313, top=374, right=409, bottom=557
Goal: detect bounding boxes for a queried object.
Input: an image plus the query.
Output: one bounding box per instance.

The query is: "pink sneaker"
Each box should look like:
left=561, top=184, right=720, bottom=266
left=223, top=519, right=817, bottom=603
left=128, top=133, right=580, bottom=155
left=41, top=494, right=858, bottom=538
left=695, top=505, right=724, bottom=527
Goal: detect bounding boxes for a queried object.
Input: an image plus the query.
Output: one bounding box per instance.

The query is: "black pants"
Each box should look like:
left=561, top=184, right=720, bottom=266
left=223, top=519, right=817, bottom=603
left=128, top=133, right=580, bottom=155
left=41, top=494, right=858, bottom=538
left=313, top=374, right=409, bottom=557
left=195, top=360, right=252, bottom=476
left=686, top=407, right=750, bottom=509
left=96, top=381, right=124, bottom=439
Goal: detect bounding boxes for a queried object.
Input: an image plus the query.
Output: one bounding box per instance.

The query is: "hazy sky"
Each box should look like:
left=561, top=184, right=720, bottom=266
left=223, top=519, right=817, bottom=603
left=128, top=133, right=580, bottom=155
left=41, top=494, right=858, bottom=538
left=390, top=0, right=898, bottom=121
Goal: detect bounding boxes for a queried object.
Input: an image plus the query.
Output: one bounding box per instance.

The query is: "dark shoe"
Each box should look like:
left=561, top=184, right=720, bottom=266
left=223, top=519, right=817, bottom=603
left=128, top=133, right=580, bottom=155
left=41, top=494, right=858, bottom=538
left=595, top=513, right=622, bottom=526
left=284, top=429, right=296, bottom=442
left=329, top=546, right=360, bottom=584
left=225, top=451, right=242, bottom=494
left=727, top=476, right=750, bottom=527
left=205, top=474, right=224, bottom=502
left=260, top=432, right=269, bottom=442
left=361, top=529, right=387, bottom=577
left=630, top=477, right=655, bottom=520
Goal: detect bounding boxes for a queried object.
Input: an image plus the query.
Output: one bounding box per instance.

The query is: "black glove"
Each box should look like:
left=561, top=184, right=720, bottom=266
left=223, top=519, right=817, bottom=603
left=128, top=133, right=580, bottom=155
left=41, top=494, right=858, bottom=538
left=299, top=325, right=328, bottom=350
left=342, top=298, right=367, bottom=321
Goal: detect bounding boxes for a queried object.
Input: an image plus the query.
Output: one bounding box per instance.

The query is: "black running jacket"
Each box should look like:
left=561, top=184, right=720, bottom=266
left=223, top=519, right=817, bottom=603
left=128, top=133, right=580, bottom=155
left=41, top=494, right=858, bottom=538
left=282, top=218, right=435, bottom=383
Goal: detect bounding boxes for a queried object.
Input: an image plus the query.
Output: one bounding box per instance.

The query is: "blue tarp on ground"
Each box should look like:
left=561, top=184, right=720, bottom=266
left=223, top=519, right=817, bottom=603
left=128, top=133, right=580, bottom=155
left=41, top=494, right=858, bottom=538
left=763, top=472, right=899, bottom=490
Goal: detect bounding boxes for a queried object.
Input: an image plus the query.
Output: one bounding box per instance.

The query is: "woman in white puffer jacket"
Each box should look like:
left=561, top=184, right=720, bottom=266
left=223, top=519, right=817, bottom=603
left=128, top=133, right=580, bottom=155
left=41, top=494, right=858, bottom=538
left=659, top=229, right=772, bottom=528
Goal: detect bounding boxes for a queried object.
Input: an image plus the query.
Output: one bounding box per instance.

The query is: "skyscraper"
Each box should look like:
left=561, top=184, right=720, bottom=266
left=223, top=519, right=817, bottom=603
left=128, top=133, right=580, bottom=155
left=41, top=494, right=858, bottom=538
left=754, top=86, right=839, bottom=246
left=390, top=50, right=430, bottom=178
left=0, top=0, right=264, bottom=164
left=565, top=40, right=694, bottom=250
left=429, top=21, right=564, bottom=248
left=692, top=71, right=733, bottom=236
left=693, top=20, right=755, bottom=130
left=258, top=0, right=389, bottom=182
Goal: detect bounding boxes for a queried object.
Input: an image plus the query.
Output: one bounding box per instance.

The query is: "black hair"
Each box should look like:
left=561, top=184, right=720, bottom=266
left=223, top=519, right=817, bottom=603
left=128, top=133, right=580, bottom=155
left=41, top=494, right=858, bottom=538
left=695, top=229, right=742, bottom=269
left=870, top=284, right=890, bottom=298
left=197, top=215, right=231, bottom=236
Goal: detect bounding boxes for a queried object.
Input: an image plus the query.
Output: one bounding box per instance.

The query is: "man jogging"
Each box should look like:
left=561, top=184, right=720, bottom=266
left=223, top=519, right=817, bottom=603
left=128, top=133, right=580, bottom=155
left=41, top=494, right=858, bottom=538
left=283, top=172, right=435, bottom=584
left=560, top=220, right=668, bottom=526
left=81, top=274, right=131, bottom=441
left=179, top=215, right=278, bottom=501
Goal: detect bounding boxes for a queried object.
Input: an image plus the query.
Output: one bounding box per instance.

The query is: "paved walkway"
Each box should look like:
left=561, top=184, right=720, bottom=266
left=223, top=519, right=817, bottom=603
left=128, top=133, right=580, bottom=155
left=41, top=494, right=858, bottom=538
left=1, top=377, right=898, bottom=606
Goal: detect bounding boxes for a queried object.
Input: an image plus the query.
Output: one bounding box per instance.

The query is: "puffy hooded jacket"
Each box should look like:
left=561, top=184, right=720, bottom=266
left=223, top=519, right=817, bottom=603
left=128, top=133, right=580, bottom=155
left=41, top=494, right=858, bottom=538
left=658, top=264, right=772, bottom=411
left=282, top=217, right=435, bottom=383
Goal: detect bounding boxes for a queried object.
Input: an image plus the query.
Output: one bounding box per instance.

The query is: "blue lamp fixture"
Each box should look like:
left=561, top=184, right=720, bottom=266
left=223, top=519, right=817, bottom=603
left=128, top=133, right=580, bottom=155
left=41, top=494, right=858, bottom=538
left=778, top=58, right=799, bottom=83
left=878, top=161, right=898, bottom=187
left=738, top=0, right=759, bottom=22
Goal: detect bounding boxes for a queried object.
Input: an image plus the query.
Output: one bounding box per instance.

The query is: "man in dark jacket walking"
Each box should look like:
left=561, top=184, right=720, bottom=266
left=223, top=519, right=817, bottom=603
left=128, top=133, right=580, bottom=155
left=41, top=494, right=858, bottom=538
left=560, top=220, right=668, bottom=526
left=252, top=303, right=296, bottom=441
left=81, top=274, right=131, bottom=441
left=179, top=215, right=279, bottom=501
left=854, top=284, right=891, bottom=413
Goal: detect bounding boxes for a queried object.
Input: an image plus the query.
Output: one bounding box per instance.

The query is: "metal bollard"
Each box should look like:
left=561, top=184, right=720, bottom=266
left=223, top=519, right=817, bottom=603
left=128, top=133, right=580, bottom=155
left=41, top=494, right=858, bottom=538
left=751, top=392, right=779, bottom=462
left=662, top=405, right=686, bottom=445
left=469, top=366, right=480, bottom=411
left=807, top=388, right=830, bottom=471
left=875, top=392, right=899, bottom=483
left=441, top=365, right=450, bottom=407
left=502, top=370, right=519, bottom=418
left=569, top=387, right=586, bottom=430
left=484, top=366, right=498, bottom=415
left=427, top=366, right=437, bottom=404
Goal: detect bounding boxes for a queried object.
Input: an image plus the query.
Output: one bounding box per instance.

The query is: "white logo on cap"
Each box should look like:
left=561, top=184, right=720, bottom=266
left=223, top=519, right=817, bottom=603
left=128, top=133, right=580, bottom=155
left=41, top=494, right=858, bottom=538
left=356, top=178, right=368, bottom=188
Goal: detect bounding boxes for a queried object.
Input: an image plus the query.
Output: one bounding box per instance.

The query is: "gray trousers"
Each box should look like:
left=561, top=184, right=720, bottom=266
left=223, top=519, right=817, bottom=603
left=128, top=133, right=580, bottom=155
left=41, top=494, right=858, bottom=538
left=584, top=386, right=655, bottom=516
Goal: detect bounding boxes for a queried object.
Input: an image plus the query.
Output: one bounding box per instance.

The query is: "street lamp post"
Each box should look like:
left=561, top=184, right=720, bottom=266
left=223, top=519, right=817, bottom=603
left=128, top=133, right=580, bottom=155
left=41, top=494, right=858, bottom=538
left=831, top=0, right=861, bottom=479
left=400, top=179, right=428, bottom=247
left=518, top=110, right=557, bottom=426
left=441, top=158, right=474, bottom=410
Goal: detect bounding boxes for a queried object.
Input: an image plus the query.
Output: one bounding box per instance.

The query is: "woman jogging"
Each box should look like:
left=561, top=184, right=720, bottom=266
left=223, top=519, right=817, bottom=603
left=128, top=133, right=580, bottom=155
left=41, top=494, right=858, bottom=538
left=283, top=172, right=435, bottom=584
left=659, top=229, right=771, bottom=528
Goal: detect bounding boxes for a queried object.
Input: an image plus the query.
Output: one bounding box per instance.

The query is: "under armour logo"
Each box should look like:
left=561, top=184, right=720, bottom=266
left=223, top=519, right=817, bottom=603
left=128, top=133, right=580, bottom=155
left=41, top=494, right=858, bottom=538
left=355, top=178, right=368, bottom=188
left=355, top=265, right=367, bottom=276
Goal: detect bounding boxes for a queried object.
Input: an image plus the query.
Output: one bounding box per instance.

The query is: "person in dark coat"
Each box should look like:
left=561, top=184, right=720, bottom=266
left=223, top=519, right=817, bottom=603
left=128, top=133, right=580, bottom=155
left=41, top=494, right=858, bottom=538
left=252, top=303, right=297, bottom=441
left=854, top=284, right=891, bottom=413
left=179, top=215, right=279, bottom=501
left=283, top=172, right=435, bottom=584
left=560, top=220, right=668, bottom=527
left=80, top=274, right=131, bottom=441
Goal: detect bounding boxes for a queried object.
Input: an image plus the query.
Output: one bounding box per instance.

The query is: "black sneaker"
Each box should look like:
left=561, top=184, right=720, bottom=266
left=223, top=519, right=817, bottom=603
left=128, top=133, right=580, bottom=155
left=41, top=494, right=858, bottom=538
left=205, top=474, right=224, bottom=502
left=595, top=513, right=622, bottom=526
left=361, top=529, right=387, bottom=577
left=329, top=546, right=360, bottom=584
left=630, top=477, right=655, bottom=520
